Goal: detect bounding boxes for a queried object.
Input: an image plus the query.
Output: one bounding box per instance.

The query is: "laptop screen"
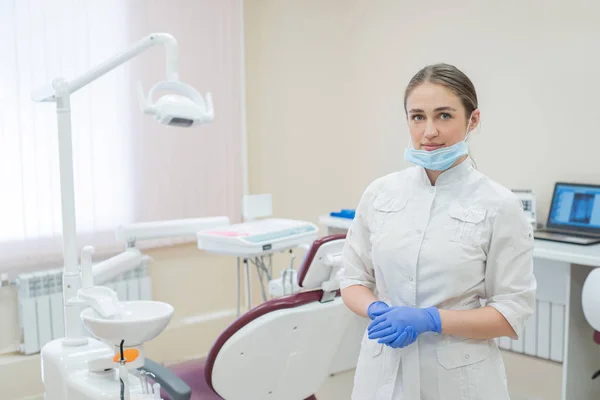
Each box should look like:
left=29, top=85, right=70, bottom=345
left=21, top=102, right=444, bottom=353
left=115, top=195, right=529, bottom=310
left=548, top=183, right=600, bottom=231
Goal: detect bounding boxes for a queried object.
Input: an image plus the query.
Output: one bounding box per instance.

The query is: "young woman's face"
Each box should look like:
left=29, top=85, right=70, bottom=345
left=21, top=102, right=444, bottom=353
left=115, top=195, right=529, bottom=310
left=405, top=83, right=479, bottom=151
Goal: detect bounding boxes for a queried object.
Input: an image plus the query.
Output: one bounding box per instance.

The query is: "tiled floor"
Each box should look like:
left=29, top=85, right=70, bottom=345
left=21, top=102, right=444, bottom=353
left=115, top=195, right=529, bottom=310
left=317, top=350, right=563, bottom=400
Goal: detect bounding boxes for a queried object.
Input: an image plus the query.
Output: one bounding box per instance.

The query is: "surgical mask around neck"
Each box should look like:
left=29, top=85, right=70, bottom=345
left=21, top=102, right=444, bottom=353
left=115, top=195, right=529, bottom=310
left=403, top=115, right=474, bottom=171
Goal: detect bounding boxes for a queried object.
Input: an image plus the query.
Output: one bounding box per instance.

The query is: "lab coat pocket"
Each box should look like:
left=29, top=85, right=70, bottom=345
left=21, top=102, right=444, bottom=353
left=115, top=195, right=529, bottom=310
left=436, top=339, right=510, bottom=400
left=446, top=205, right=487, bottom=247
left=372, top=196, right=407, bottom=233
left=351, top=330, right=385, bottom=399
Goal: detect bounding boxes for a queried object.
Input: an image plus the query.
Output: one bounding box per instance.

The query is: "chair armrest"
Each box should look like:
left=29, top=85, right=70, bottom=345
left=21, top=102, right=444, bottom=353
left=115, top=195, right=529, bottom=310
left=142, top=358, right=192, bottom=400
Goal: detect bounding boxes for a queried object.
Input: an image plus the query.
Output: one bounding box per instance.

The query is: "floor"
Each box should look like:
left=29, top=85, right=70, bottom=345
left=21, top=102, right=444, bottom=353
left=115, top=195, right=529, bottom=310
left=316, top=350, right=563, bottom=400
left=11, top=350, right=564, bottom=399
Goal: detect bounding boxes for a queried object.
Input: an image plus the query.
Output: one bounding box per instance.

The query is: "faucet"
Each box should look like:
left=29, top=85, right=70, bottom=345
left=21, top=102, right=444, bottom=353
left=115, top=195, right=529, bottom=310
left=66, top=246, right=122, bottom=318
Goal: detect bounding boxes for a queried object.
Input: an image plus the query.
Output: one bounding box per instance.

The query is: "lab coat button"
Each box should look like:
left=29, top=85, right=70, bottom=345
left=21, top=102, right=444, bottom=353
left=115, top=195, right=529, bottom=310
left=465, top=354, right=470, bottom=359
left=416, top=229, right=422, bottom=235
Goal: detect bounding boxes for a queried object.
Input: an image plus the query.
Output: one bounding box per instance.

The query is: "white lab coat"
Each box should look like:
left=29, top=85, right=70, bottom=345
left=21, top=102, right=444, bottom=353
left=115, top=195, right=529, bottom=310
left=340, top=158, right=537, bottom=400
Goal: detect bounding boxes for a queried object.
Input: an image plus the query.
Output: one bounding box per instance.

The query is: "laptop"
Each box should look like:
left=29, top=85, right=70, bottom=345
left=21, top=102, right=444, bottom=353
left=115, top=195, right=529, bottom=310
left=534, top=182, right=600, bottom=245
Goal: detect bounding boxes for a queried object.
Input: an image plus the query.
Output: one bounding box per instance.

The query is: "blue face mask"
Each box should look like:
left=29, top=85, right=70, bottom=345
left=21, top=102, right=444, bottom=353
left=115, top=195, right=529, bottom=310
left=403, top=116, right=473, bottom=171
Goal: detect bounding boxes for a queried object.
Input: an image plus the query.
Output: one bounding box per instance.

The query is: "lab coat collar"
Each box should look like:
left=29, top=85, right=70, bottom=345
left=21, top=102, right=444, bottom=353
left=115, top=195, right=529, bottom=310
left=416, top=156, right=475, bottom=188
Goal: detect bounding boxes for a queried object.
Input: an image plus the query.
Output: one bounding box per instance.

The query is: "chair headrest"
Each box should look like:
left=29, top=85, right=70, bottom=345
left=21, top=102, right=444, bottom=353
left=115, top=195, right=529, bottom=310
left=297, top=234, right=346, bottom=290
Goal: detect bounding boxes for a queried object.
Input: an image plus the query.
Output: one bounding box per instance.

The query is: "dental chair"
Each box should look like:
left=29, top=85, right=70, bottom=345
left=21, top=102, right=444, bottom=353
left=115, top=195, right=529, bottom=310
left=144, top=233, right=367, bottom=400
left=582, top=268, right=600, bottom=380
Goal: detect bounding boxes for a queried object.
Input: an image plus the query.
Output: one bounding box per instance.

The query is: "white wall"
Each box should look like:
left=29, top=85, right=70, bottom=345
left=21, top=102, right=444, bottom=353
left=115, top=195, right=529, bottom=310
left=245, top=0, right=600, bottom=224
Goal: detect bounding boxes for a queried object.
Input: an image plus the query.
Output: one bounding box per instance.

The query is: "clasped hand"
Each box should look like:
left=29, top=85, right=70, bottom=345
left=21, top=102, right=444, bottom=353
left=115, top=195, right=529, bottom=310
left=366, top=301, right=442, bottom=349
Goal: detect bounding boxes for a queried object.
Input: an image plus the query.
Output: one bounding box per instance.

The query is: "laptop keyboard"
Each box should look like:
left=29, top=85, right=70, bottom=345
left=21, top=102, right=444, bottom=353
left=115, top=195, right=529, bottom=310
left=544, top=229, right=600, bottom=239
left=537, top=233, right=593, bottom=244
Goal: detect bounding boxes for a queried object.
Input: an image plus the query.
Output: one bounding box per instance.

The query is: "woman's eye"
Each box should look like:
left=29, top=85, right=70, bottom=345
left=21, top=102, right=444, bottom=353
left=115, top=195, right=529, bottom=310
left=440, top=113, right=452, bottom=120
left=412, top=115, right=424, bottom=121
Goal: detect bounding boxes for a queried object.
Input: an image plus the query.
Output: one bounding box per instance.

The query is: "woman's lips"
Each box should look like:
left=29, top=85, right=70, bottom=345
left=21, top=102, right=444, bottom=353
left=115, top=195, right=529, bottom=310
left=421, top=144, right=444, bottom=151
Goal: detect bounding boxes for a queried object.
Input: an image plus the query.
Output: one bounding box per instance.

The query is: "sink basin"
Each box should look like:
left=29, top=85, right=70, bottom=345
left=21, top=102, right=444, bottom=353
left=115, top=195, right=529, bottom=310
left=81, top=301, right=174, bottom=347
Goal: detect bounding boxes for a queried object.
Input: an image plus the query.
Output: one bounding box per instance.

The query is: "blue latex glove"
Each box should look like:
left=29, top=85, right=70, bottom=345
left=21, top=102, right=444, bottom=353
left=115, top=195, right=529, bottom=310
left=367, top=301, right=389, bottom=320
left=368, top=306, right=442, bottom=348
left=385, top=325, right=419, bottom=348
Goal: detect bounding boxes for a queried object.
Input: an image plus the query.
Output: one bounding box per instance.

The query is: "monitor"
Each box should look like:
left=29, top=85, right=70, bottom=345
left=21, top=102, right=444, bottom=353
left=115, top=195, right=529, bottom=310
left=547, top=182, right=600, bottom=233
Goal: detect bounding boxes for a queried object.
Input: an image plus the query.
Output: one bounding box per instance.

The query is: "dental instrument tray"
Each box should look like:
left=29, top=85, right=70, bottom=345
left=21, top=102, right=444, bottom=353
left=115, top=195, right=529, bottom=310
left=196, top=218, right=319, bottom=256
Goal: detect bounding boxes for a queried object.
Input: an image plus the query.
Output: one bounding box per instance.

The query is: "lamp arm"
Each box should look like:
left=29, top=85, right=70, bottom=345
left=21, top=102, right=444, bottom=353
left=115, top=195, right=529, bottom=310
left=31, top=32, right=179, bottom=102
left=69, top=32, right=179, bottom=94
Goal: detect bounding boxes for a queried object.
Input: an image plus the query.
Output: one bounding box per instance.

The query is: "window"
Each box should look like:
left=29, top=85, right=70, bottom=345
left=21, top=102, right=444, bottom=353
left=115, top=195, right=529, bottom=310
left=0, top=0, right=244, bottom=271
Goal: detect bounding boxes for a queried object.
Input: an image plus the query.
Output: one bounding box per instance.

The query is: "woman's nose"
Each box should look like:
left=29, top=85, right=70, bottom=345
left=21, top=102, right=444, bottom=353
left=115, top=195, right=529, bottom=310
left=424, top=121, right=438, bottom=138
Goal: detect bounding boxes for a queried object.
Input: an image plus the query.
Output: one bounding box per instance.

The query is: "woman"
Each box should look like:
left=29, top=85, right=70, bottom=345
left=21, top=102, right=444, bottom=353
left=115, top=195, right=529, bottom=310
left=340, top=63, right=537, bottom=400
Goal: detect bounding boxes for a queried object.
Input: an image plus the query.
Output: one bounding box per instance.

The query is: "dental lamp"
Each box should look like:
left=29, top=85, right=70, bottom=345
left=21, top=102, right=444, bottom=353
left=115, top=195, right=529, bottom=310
left=32, top=32, right=214, bottom=343
left=31, top=33, right=220, bottom=400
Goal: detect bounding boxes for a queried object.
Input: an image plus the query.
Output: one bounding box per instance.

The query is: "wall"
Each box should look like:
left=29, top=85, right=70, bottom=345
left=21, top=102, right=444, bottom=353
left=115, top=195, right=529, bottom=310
left=123, top=0, right=244, bottom=225
left=244, top=0, right=600, bottom=224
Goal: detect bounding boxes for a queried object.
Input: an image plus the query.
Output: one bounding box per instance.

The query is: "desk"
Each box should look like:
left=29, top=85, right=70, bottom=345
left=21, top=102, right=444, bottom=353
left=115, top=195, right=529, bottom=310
left=319, top=215, right=600, bottom=400
left=531, top=240, right=600, bottom=400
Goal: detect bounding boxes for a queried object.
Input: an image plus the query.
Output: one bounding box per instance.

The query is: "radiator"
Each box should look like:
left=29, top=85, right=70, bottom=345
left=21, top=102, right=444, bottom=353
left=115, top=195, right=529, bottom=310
left=494, top=258, right=570, bottom=363
left=17, top=264, right=152, bottom=355
left=495, top=299, right=565, bottom=362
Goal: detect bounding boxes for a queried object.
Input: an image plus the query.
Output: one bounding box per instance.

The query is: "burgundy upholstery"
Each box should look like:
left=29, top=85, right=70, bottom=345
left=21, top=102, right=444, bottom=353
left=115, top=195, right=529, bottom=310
left=160, top=358, right=221, bottom=400
left=595, top=330, right=600, bottom=345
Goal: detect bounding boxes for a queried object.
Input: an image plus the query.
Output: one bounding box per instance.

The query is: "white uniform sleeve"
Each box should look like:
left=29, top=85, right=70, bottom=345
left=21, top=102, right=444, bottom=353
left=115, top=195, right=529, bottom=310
left=485, top=195, right=537, bottom=339
left=339, top=182, right=378, bottom=292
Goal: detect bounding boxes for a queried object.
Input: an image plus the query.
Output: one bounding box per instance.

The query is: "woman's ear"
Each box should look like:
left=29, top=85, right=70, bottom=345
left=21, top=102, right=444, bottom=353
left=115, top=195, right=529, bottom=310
left=469, top=109, right=481, bottom=132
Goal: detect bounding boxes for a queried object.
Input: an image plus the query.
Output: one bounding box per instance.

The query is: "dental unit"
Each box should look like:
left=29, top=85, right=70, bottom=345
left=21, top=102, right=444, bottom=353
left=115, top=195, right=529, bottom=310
left=31, top=32, right=221, bottom=400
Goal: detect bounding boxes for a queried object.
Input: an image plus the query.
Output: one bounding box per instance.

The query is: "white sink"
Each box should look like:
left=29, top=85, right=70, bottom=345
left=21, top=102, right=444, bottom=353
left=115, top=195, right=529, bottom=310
left=81, top=300, right=174, bottom=347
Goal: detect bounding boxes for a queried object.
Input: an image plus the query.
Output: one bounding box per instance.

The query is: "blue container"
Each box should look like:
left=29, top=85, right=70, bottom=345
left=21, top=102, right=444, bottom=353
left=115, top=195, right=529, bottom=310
left=330, top=209, right=356, bottom=219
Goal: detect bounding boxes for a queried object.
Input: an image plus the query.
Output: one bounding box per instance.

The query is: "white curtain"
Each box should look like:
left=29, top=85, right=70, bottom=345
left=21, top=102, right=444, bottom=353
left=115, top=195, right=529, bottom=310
left=0, top=0, right=243, bottom=271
